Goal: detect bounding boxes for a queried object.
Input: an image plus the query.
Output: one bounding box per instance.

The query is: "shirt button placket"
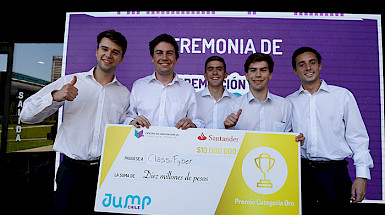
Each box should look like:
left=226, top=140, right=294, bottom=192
left=92, top=86, right=104, bottom=158
left=309, top=96, right=317, bottom=157
left=159, top=87, right=166, bottom=126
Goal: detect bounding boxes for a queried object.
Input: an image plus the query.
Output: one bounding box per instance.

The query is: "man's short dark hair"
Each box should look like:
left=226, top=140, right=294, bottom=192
left=244, top=53, right=274, bottom=73
left=97, top=30, right=127, bottom=56
left=149, top=34, right=180, bottom=59
left=205, top=56, right=226, bottom=72
left=292, top=47, right=322, bottom=69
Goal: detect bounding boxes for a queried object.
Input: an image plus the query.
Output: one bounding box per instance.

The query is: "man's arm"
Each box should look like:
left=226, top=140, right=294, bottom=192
left=183, top=88, right=204, bottom=129
left=343, top=91, right=373, bottom=179
left=122, top=82, right=148, bottom=127
left=20, top=75, right=77, bottom=124
left=343, top=91, right=373, bottom=203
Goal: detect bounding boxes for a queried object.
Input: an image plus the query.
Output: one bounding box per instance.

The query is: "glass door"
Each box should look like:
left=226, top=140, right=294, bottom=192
left=0, top=42, right=13, bottom=154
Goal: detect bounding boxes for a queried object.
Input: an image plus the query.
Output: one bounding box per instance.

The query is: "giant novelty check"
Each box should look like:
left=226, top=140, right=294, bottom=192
left=94, top=125, right=301, bottom=214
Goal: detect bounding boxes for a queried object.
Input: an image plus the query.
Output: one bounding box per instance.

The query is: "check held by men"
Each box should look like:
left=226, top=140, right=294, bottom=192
left=94, top=125, right=301, bottom=215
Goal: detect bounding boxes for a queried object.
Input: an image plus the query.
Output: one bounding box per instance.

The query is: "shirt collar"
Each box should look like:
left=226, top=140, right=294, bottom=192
left=111, top=75, right=123, bottom=86
left=201, top=87, right=211, bottom=96
left=223, top=88, right=232, bottom=98
left=148, top=72, right=157, bottom=82
left=148, top=71, right=181, bottom=86
left=318, top=80, right=330, bottom=92
left=85, top=67, right=121, bottom=86
left=85, top=67, right=95, bottom=77
left=201, top=86, right=232, bottom=98
left=297, top=79, right=330, bottom=95
left=247, top=91, right=272, bottom=104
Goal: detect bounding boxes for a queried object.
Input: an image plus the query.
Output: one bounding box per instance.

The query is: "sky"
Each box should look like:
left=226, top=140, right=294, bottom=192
left=13, top=43, right=63, bottom=81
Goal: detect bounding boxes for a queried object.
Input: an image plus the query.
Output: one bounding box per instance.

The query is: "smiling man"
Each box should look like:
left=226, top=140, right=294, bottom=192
left=123, top=34, right=203, bottom=129
left=196, top=56, right=238, bottom=129
left=20, top=30, right=130, bottom=214
left=287, top=47, right=374, bottom=213
left=223, top=52, right=293, bottom=132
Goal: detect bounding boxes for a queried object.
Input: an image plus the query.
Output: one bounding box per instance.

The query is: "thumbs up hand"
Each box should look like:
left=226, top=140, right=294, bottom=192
left=224, top=109, right=242, bottom=129
left=69, top=75, right=77, bottom=86
left=52, top=76, right=79, bottom=102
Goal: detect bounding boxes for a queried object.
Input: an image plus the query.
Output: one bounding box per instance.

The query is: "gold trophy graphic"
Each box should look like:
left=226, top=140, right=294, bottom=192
left=254, top=153, right=275, bottom=188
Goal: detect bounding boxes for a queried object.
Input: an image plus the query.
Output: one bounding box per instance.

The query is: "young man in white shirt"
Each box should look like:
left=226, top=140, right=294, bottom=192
left=196, top=56, right=238, bottom=129
left=123, top=34, right=203, bottom=129
left=20, top=30, right=130, bottom=214
left=287, top=47, right=374, bottom=213
left=224, top=53, right=294, bottom=132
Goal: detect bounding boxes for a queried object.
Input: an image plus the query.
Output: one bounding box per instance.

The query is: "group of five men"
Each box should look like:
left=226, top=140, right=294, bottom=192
left=20, top=30, right=373, bottom=214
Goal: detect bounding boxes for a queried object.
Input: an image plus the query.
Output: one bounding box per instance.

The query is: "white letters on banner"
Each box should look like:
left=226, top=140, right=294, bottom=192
left=175, top=38, right=283, bottom=55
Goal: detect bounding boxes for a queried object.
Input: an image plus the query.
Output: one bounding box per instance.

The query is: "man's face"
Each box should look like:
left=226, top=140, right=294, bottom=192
left=151, top=41, right=178, bottom=76
left=204, top=60, right=227, bottom=88
left=293, top=51, right=322, bottom=84
left=96, top=37, right=124, bottom=73
left=245, top=61, right=272, bottom=92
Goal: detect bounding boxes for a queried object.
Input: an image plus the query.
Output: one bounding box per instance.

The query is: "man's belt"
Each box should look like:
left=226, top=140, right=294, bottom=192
left=301, top=158, right=348, bottom=169
left=63, top=155, right=100, bottom=167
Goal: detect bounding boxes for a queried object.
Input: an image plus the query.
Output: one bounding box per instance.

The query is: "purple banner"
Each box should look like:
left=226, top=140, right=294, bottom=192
left=63, top=12, right=383, bottom=201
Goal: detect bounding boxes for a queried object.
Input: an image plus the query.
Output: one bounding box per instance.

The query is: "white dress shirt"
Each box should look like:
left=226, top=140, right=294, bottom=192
left=196, top=87, right=238, bottom=129
left=286, top=80, right=373, bottom=179
left=123, top=72, right=204, bottom=128
left=224, top=91, right=292, bottom=132
left=20, top=67, right=130, bottom=160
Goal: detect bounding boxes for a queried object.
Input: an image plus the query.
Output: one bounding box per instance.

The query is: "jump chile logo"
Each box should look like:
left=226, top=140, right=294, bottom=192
left=102, top=193, right=151, bottom=210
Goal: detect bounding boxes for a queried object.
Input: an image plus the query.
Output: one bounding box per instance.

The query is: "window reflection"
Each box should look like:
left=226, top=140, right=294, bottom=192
left=6, top=43, right=63, bottom=152
left=0, top=54, right=7, bottom=72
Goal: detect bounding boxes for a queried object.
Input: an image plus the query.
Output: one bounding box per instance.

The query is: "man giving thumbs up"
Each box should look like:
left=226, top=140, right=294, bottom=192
left=20, top=30, right=130, bottom=214
left=51, top=76, right=78, bottom=102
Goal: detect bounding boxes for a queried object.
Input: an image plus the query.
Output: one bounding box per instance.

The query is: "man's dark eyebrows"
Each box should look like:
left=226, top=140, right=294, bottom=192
left=113, top=48, right=121, bottom=54
left=249, top=66, right=268, bottom=70
left=100, top=45, right=121, bottom=54
left=155, top=49, right=173, bottom=52
left=298, top=59, right=317, bottom=64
